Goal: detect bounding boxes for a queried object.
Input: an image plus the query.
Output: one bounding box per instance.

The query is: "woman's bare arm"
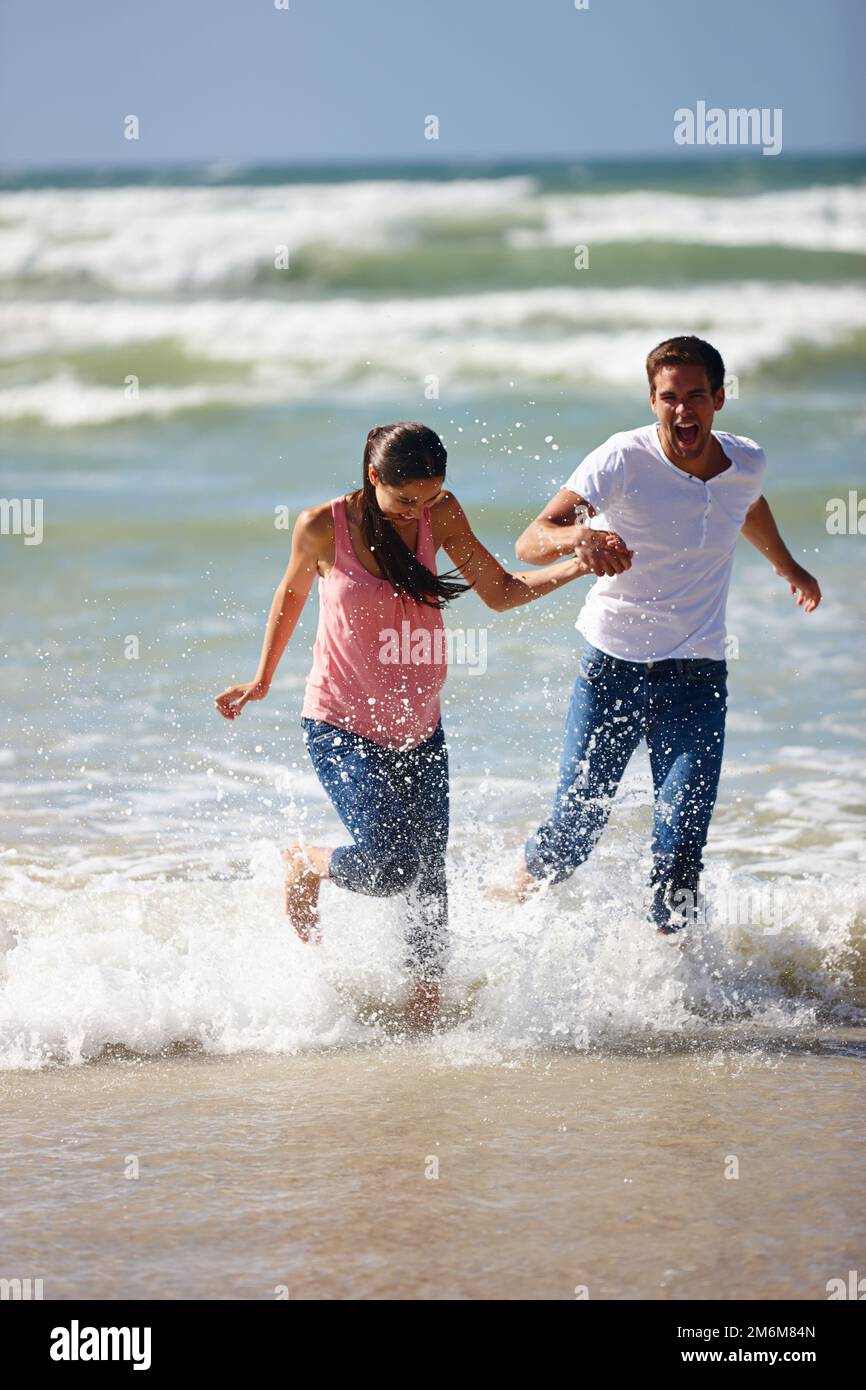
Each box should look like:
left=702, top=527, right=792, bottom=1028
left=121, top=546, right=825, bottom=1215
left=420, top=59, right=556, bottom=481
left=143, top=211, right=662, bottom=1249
left=436, top=493, right=624, bottom=613
left=214, top=508, right=325, bottom=719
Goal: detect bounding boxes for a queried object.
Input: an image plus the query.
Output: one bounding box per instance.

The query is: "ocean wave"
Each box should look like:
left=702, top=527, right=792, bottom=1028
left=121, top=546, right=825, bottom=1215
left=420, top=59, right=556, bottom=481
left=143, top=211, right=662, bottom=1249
left=0, top=845, right=862, bottom=1069
left=511, top=182, right=866, bottom=256
left=0, top=178, right=536, bottom=293
left=0, top=178, right=863, bottom=294
left=1, top=282, right=864, bottom=423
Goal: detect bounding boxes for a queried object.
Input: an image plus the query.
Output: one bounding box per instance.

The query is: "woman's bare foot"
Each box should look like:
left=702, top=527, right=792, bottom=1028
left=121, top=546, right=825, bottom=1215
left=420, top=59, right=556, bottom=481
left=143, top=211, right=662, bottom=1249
left=283, top=845, right=327, bottom=942
left=403, top=977, right=441, bottom=1032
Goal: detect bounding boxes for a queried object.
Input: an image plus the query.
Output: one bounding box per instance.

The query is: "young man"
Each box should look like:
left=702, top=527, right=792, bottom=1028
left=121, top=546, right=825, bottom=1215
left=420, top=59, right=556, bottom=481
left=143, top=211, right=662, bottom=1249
left=509, top=335, right=821, bottom=933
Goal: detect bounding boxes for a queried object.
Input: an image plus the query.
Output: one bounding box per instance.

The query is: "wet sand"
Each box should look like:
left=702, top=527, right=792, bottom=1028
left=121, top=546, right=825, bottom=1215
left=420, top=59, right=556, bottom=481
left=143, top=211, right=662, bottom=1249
left=2, top=1034, right=864, bottom=1300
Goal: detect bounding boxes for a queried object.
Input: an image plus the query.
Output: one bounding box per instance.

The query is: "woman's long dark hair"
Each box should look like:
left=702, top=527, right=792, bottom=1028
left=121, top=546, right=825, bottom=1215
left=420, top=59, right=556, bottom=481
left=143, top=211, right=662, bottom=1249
left=355, top=422, right=472, bottom=609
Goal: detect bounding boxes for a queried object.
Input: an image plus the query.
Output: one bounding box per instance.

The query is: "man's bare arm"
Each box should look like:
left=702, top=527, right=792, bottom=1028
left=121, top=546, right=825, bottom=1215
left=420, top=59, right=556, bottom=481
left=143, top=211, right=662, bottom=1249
left=741, top=495, right=821, bottom=612
left=515, top=487, right=633, bottom=576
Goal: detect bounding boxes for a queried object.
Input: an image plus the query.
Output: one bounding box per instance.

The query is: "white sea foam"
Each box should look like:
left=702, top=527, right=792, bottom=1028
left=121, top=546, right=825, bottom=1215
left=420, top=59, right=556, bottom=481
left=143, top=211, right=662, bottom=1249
left=2, top=281, right=864, bottom=423
left=0, top=179, right=537, bottom=291
left=0, top=830, right=862, bottom=1070
left=512, top=182, right=866, bottom=256
left=0, top=179, right=863, bottom=293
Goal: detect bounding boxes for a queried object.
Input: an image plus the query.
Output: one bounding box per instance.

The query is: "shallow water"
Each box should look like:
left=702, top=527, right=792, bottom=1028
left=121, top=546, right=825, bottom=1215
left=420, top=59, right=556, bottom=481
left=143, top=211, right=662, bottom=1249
left=1, top=1042, right=863, bottom=1300
left=1, top=157, right=864, bottom=1297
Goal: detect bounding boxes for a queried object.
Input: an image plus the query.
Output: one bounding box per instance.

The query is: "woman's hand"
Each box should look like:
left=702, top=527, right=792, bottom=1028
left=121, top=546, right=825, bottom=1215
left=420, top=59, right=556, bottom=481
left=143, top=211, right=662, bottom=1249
left=574, top=528, right=634, bottom=577
left=214, top=679, right=270, bottom=720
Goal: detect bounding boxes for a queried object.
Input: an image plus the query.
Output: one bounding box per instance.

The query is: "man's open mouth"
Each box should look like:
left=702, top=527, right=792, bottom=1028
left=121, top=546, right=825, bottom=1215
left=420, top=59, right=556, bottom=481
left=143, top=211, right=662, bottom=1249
left=674, top=423, right=700, bottom=448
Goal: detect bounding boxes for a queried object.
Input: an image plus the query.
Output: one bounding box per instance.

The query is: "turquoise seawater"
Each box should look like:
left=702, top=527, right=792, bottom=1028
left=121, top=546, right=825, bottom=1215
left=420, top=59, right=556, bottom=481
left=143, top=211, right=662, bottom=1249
left=0, top=157, right=864, bottom=1067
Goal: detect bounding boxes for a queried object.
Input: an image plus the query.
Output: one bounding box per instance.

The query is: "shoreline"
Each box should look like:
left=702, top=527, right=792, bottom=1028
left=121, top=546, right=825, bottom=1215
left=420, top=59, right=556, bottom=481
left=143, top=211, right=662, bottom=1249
left=2, top=1035, right=863, bottom=1300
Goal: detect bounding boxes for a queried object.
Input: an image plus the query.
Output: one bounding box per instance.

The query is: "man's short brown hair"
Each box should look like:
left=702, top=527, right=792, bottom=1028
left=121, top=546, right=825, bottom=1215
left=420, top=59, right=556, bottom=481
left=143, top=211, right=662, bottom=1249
left=646, top=335, right=725, bottom=396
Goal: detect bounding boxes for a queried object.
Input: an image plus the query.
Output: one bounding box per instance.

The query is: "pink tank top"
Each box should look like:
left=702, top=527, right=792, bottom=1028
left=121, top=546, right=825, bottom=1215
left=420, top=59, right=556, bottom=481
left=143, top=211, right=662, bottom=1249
left=301, top=496, right=447, bottom=749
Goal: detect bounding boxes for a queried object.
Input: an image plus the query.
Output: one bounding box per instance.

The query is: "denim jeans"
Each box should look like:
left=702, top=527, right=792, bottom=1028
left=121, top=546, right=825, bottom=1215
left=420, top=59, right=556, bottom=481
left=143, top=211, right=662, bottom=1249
left=301, top=716, right=449, bottom=976
left=525, top=643, right=727, bottom=930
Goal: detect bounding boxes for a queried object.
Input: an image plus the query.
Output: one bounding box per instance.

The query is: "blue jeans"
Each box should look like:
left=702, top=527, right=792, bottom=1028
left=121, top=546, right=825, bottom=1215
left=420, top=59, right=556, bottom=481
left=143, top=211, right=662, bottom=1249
left=525, top=644, right=728, bottom=930
left=301, top=717, right=449, bottom=976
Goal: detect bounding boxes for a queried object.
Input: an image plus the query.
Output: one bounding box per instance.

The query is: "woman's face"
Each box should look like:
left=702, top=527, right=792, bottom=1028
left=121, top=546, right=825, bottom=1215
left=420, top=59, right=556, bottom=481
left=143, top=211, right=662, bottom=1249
left=369, top=469, right=446, bottom=524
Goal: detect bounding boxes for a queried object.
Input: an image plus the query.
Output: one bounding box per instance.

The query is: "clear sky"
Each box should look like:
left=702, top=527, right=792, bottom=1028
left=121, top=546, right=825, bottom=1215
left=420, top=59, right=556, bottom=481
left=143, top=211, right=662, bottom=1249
left=1, top=0, right=863, bottom=169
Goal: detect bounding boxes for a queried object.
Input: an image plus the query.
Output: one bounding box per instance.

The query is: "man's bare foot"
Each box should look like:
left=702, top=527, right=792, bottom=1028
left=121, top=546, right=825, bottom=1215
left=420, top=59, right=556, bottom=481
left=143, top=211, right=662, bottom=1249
left=403, top=977, right=441, bottom=1032
left=283, top=845, right=326, bottom=942
left=487, top=858, right=543, bottom=903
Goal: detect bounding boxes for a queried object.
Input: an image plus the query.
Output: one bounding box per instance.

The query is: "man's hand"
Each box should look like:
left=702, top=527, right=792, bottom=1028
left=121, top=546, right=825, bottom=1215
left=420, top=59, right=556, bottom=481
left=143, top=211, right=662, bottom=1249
left=575, top=528, right=634, bottom=577
left=776, top=561, right=822, bottom=613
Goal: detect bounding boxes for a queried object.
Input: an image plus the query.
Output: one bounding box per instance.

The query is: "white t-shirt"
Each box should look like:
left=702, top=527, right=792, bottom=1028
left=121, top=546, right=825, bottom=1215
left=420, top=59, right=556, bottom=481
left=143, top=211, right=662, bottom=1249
left=562, top=423, right=767, bottom=661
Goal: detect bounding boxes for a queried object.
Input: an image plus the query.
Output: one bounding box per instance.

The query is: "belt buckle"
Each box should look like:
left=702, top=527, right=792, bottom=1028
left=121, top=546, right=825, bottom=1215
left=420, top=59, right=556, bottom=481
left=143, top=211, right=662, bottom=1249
left=646, top=659, right=655, bottom=669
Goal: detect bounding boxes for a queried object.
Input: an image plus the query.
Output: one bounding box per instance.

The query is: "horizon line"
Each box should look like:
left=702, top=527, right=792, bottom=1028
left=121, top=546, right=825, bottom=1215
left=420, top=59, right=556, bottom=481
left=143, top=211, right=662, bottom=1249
left=1, top=148, right=864, bottom=179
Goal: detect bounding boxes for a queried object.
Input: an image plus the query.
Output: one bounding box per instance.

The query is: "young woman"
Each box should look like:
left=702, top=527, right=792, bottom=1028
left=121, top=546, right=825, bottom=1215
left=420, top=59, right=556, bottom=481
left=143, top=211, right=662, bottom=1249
left=214, top=422, right=628, bottom=1027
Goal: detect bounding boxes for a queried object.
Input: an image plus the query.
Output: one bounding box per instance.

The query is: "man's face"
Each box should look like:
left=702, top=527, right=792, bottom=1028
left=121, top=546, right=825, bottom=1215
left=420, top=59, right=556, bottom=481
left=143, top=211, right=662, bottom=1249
left=650, top=363, right=725, bottom=462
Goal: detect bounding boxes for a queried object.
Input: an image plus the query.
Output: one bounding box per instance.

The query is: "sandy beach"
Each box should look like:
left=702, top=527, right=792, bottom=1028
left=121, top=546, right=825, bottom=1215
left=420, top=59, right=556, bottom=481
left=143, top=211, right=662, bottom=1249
left=2, top=1033, right=863, bottom=1300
